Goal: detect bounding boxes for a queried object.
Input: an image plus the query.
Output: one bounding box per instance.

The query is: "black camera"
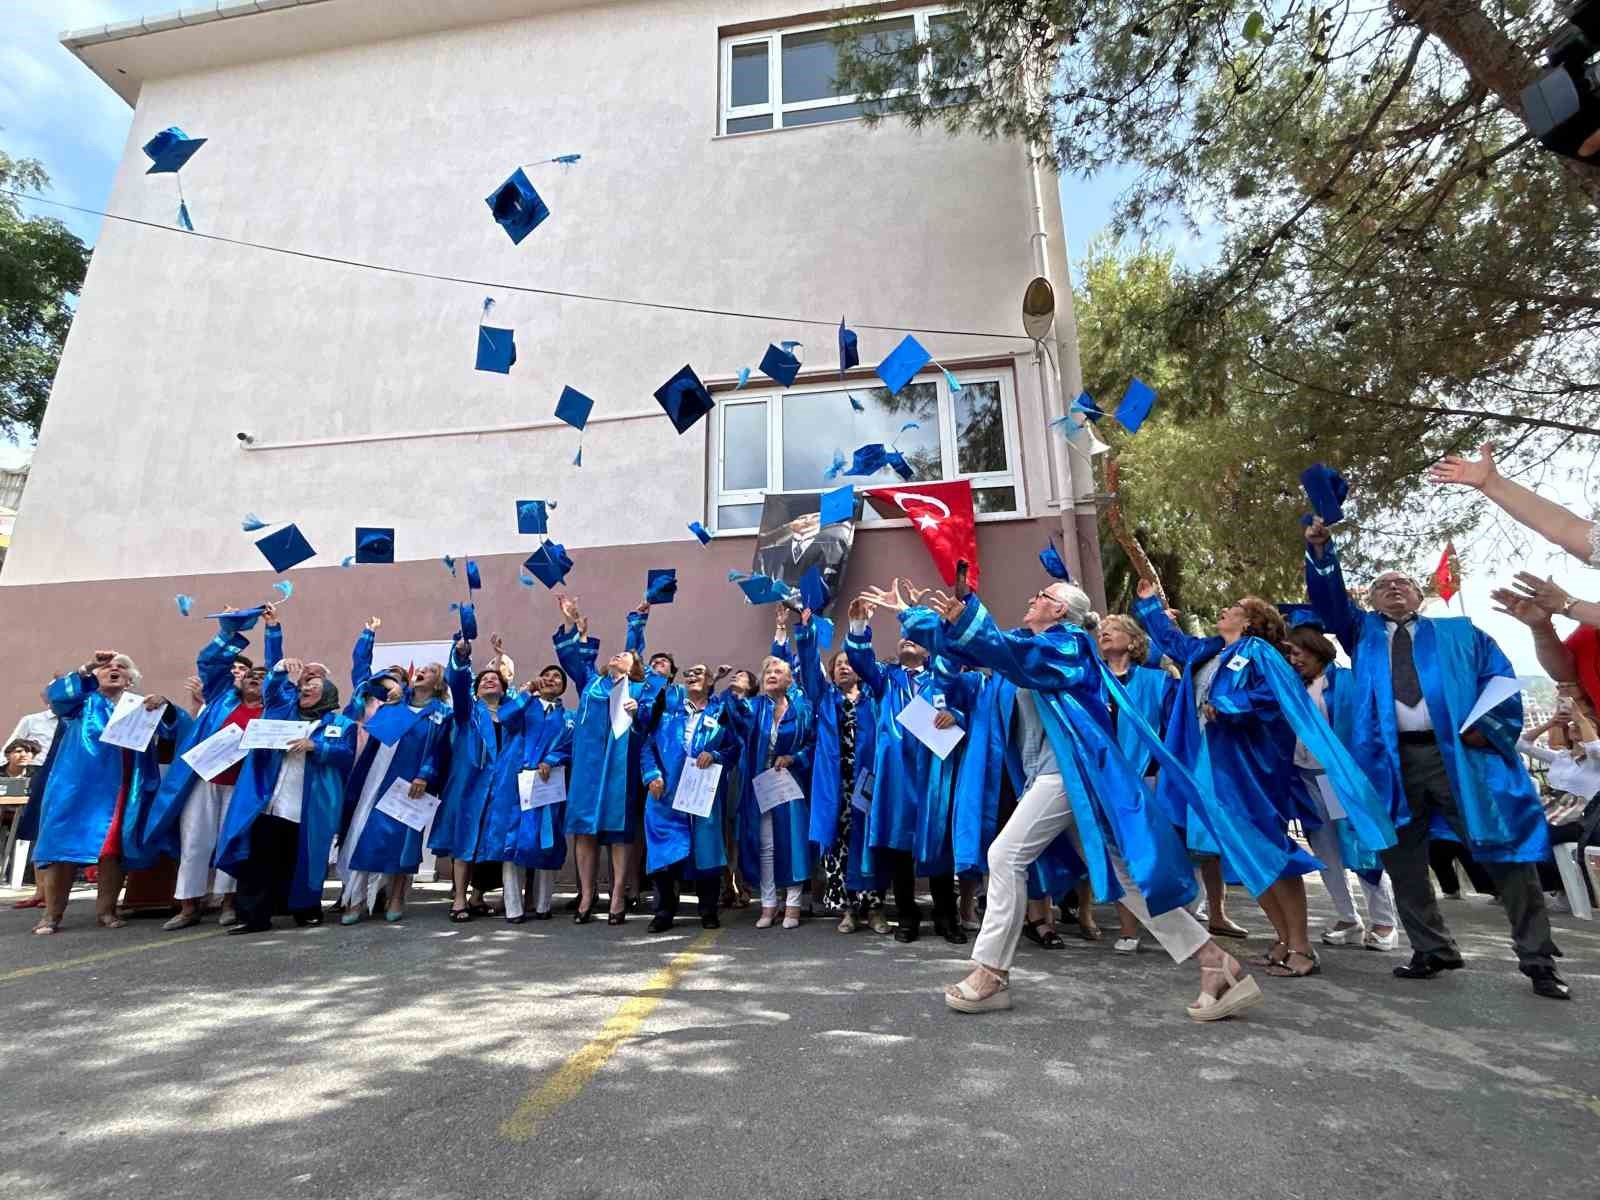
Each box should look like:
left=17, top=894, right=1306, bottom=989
left=1522, top=1, right=1600, bottom=161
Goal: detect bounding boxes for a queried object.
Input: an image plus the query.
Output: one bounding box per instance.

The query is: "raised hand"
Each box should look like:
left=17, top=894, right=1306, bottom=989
left=1490, top=587, right=1549, bottom=627
left=185, top=675, right=204, bottom=707
left=1302, top=518, right=1331, bottom=550
left=1136, top=578, right=1158, bottom=601
left=262, top=602, right=279, bottom=627
left=490, top=632, right=505, bottom=658
left=925, top=590, right=964, bottom=621
left=847, top=596, right=872, bottom=622
left=713, top=664, right=734, bottom=681
left=897, top=578, right=929, bottom=607
left=282, top=657, right=305, bottom=683
left=557, top=594, right=581, bottom=625
left=1511, top=571, right=1572, bottom=616
left=860, top=580, right=909, bottom=613
left=1428, top=442, right=1497, bottom=491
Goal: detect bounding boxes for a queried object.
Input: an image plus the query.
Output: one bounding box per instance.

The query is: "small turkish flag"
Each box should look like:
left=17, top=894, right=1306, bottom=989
left=1432, top=540, right=1461, bottom=604
left=864, top=479, right=981, bottom=591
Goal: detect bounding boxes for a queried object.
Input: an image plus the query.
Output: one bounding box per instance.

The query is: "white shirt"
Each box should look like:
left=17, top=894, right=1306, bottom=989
left=1012, top=690, right=1057, bottom=788
left=1518, top=738, right=1600, bottom=801
left=1383, top=617, right=1433, bottom=733
left=267, top=750, right=308, bottom=823
left=7, top=710, right=57, bottom=755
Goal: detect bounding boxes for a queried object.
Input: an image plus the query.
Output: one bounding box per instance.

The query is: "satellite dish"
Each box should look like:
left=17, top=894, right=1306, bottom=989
left=1022, top=276, right=1055, bottom=341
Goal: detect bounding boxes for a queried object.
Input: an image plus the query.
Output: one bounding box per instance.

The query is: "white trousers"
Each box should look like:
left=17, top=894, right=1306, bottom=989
left=973, top=772, right=1210, bottom=972
left=175, top=781, right=237, bottom=900
left=500, top=865, right=557, bottom=919
left=1305, top=821, right=1397, bottom=927
left=340, top=869, right=382, bottom=912
left=759, top=812, right=802, bottom=910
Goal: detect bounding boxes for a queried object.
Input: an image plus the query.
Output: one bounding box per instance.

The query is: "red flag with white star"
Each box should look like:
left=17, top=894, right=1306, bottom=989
left=864, top=479, right=981, bottom=590
left=1432, top=540, right=1461, bottom=603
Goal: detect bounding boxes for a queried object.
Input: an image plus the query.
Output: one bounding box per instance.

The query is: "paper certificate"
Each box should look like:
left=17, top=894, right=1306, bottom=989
left=518, top=770, right=567, bottom=811
left=240, top=719, right=315, bottom=750
left=753, top=767, right=804, bottom=814
left=1458, top=676, right=1521, bottom=734
left=851, top=769, right=873, bottom=814
left=896, top=695, right=965, bottom=760
left=374, top=777, right=441, bottom=831
left=98, top=692, right=163, bottom=753
left=180, top=723, right=249, bottom=782
left=609, top=681, right=633, bottom=738
left=672, top=762, right=723, bottom=818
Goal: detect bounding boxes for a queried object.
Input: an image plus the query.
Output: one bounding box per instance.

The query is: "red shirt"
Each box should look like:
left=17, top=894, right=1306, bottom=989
left=1567, top=626, right=1600, bottom=715
left=213, top=702, right=262, bottom=787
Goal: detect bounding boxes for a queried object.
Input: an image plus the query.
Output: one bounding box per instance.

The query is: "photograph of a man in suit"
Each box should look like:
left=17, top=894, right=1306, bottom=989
left=752, top=497, right=857, bottom=606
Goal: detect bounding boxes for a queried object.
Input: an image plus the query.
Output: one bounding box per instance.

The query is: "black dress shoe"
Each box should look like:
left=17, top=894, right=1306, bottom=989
left=1526, top=965, right=1572, bottom=1000
left=1393, top=950, right=1465, bottom=979
left=293, top=912, right=323, bottom=927
left=894, top=924, right=921, bottom=943
left=701, top=914, right=721, bottom=929
left=608, top=910, right=627, bottom=926
left=504, top=914, right=528, bottom=925
left=648, top=914, right=674, bottom=933
left=531, top=910, right=554, bottom=921
left=227, top=923, right=272, bottom=936
left=563, top=895, right=581, bottom=912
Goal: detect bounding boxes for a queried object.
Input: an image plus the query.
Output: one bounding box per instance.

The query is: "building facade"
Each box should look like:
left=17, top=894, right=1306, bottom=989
left=0, top=0, right=1094, bottom=718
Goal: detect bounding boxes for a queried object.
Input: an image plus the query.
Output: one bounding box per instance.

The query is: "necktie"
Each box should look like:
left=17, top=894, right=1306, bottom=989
left=1390, top=620, right=1423, bottom=707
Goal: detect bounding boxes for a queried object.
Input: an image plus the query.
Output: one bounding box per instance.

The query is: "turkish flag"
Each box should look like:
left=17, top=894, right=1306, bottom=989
left=864, top=479, right=981, bottom=591
left=1432, top=540, right=1461, bottom=603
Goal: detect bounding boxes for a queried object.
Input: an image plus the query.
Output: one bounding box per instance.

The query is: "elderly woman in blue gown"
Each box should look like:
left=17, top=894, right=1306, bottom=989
left=497, top=662, right=576, bottom=921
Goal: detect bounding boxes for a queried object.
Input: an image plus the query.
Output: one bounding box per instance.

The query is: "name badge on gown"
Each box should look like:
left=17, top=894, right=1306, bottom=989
left=322, top=724, right=344, bottom=738
left=1226, top=655, right=1250, bottom=672
left=851, top=769, right=872, bottom=813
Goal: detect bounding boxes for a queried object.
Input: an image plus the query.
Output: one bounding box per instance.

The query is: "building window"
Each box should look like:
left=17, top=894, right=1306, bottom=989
left=711, top=371, right=1022, bottom=532
left=719, top=8, right=967, bottom=135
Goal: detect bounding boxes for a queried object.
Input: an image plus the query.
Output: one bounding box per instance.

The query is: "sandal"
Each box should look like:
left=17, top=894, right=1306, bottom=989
left=1264, top=949, right=1321, bottom=978
left=1208, top=919, right=1251, bottom=939
left=944, top=968, right=1012, bottom=1013
left=1252, top=940, right=1288, bottom=968
left=32, top=916, right=62, bottom=936
left=467, top=901, right=492, bottom=917
left=96, top=913, right=126, bottom=930
left=1021, top=919, right=1065, bottom=949
left=1077, top=921, right=1103, bottom=942
left=12, top=896, right=46, bottom=909
left=449, top=906, right=473, bottom=923
left=1186, top=959, right=1263, bottom=1022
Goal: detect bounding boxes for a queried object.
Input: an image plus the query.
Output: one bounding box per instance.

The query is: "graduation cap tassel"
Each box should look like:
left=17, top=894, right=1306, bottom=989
left=175, top=175, right=193, bottom=232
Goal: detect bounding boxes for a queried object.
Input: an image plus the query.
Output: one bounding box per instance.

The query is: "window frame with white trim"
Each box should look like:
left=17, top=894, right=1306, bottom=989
left=710, top=367, right=1025, bottom=534
left=719, top=7, right=971, bottom=135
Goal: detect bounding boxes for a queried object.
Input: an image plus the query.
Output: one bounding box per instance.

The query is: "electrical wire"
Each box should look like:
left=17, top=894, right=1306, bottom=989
left=3, top=188, right=1037, bottom=343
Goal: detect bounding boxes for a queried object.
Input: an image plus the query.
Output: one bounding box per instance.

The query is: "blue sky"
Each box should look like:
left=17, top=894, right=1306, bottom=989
left=3, top=0, right=1594, bottom=671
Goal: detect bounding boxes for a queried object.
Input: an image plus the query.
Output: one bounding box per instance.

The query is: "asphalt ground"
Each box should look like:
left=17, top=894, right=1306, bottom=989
left=1, top=878, right=1595, bottom=1200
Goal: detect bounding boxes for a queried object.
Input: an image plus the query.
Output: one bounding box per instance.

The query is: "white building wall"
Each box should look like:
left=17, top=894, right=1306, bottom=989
left=7, top=0, right=1067, bottom=585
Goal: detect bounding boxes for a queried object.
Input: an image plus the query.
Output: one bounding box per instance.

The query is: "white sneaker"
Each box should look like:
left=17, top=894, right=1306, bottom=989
left=1113, top=936, right=1141, bottom=955
left=1363, top=927, right=1399, bottom=951
left=1547, top=891, right=1571, bottom=914
left=1321, top=922, right=1364, bottom=946
left=216, top=910, right=239, bottom=928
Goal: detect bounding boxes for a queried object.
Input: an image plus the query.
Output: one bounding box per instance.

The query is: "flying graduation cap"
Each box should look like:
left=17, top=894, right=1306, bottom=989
left=645, top=569, right=678, bottom=605
left=485, top=167, right=550, bottom=244
left=476, top=298, right=516, bottom=374
left=556, top=386, right=594, bottom=465
left=728, top=570, right=794, bottom=606
left=1071, top=392, right=1105, bottom=422
left=523, top=540, right=574, bottom=589
left=688, top=521, right=714, bottom=545
left=143, top=126, right=206, bottom=230
left=797, top=565, right=831, bottom=614
left=875, top=335, right=932, bottom=396
left=453, top=602, right=479, bottom=641
left=1276, top=603, right=1327, bottom=631
left=465, top=560, right=482, bottom=590
left=517, top=500, right=550, bottom=535
left=759, top=344, right=801, bottom=387
left=254, top=524, right=316, bottom=573
left=653, top=365, right=715, bottom=434
left=1114, top=378, right=1157, bottom=433
left=1039, top=536, right=1071, bottom=581
left=1299, top=463, right=1349, bottom=526
left=819, top=483, right=855, bottom=528
left=355, top=527, right=395, bottom=564
left=838, top=318, right=860, bottom=378
left=826, top=443, right=913, bottom=482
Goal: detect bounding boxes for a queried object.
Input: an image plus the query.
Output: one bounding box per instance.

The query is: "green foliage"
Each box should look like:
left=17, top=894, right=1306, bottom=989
left=0, top=149, right=90, bottom=439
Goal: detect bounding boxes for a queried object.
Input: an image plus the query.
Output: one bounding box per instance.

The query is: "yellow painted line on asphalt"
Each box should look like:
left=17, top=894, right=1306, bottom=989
left=500, top=927, right=721, bottom=1141
left=0, top=928, right=228, bottom=983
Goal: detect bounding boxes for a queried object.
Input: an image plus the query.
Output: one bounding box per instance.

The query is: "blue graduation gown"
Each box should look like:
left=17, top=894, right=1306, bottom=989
left=554, top=625, right=661, bottom=842
left=1306, top=541, right=1548, bottom=862
left=127, top=624, right=279, bottom=869
left=844, top=626, right=970, bottom=875
left=430, top=650, right=530, bottom=862
left=1111, top=665, right=1177, bottom=781
left=640, top=693, right=736, bottom=877
left=344, top=697, right=453, bottom=874
left=725, top=686, right=815, bottom=888
left=793, top=619, right=888, bottom=893
left=215, top=668, right=357, bottom=910
left=498, top=698, right=575, bottom=870
left=911, top=598, right=1201, bottom=915
left=34, top=673, right=173, bottom=867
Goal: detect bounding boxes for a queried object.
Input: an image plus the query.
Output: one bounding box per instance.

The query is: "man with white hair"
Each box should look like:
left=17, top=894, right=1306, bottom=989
left=889, top=577, right=1263, bottom=1022
left=1304, top=518, right=1568, bottom=1000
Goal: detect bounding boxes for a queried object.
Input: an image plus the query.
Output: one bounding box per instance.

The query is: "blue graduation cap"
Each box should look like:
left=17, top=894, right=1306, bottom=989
left=688, top=521, right=714, bottom=545
left=759, top=344, right=801, bottom=387
left=1039, top=536, right=1071, bottom=581
left=885, top=450, right=914, bottom=481
left=653, top=365, right=715, bottom=434
left=1299, top=463, right=1349, bottom=525
left=645, top=569, right=678, bottom=604
left=364, top=703, right=424, bottom=746
left=485, top=167, right=550, bottom=244
left=523, top=540, right=574, bottom=589
left=1115, top=378, right=1156, bottom=433
left=1277, top=603, right=1326, bottom=632
left=454, top=602, right=479, bottom=641
left=355, top=527, right=394, bottom=564
left=205, top=605, right=269, bottom=634
left=838, top=318, right=860, bottom=377
left=254, top=524, right=315, bottom=572
left=175, top=594, right=195, bottom=617
left=838, top=444, right=889, bottom=477
left=798, top=565, right=831, bottom=614
left=142, top=127, right=207, bottom=174
left=517, top=499, right=549, bottom=535
left=476, top=326, right=516, bottom=374
left=730, top=571, right=794, bottom=606
left=875, top=335, right=932, bottom=395
left=1071, top=391, right=1105, bottom=422
left=465, top=560, right=482, bottom=590
left=555, top=385, right=593, bottom=430
left=819, top=483, right=855, bottom=528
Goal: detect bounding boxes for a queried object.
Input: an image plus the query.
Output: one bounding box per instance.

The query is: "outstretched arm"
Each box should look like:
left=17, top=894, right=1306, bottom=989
left=1432, top=443, right=1597, bottom=565
left=1301, top=521, right=1362, bottom=650
left=1131, top=583, right=1214, bottom=669
left=196, top=628, right=250, bottom=704
left=351, top=618, right=379, bottom=696
left=931, top=595, right=1094, bottom=694
left=844, top=596, right=888, bottom=700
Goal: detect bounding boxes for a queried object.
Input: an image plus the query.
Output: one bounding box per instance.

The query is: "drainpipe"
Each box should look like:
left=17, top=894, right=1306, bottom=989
left=1027, top=151, right=1107, bottom=612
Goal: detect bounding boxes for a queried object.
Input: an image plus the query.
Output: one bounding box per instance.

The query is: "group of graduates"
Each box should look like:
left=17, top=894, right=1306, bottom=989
left=15, top=470, right=1584, bottom=1023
